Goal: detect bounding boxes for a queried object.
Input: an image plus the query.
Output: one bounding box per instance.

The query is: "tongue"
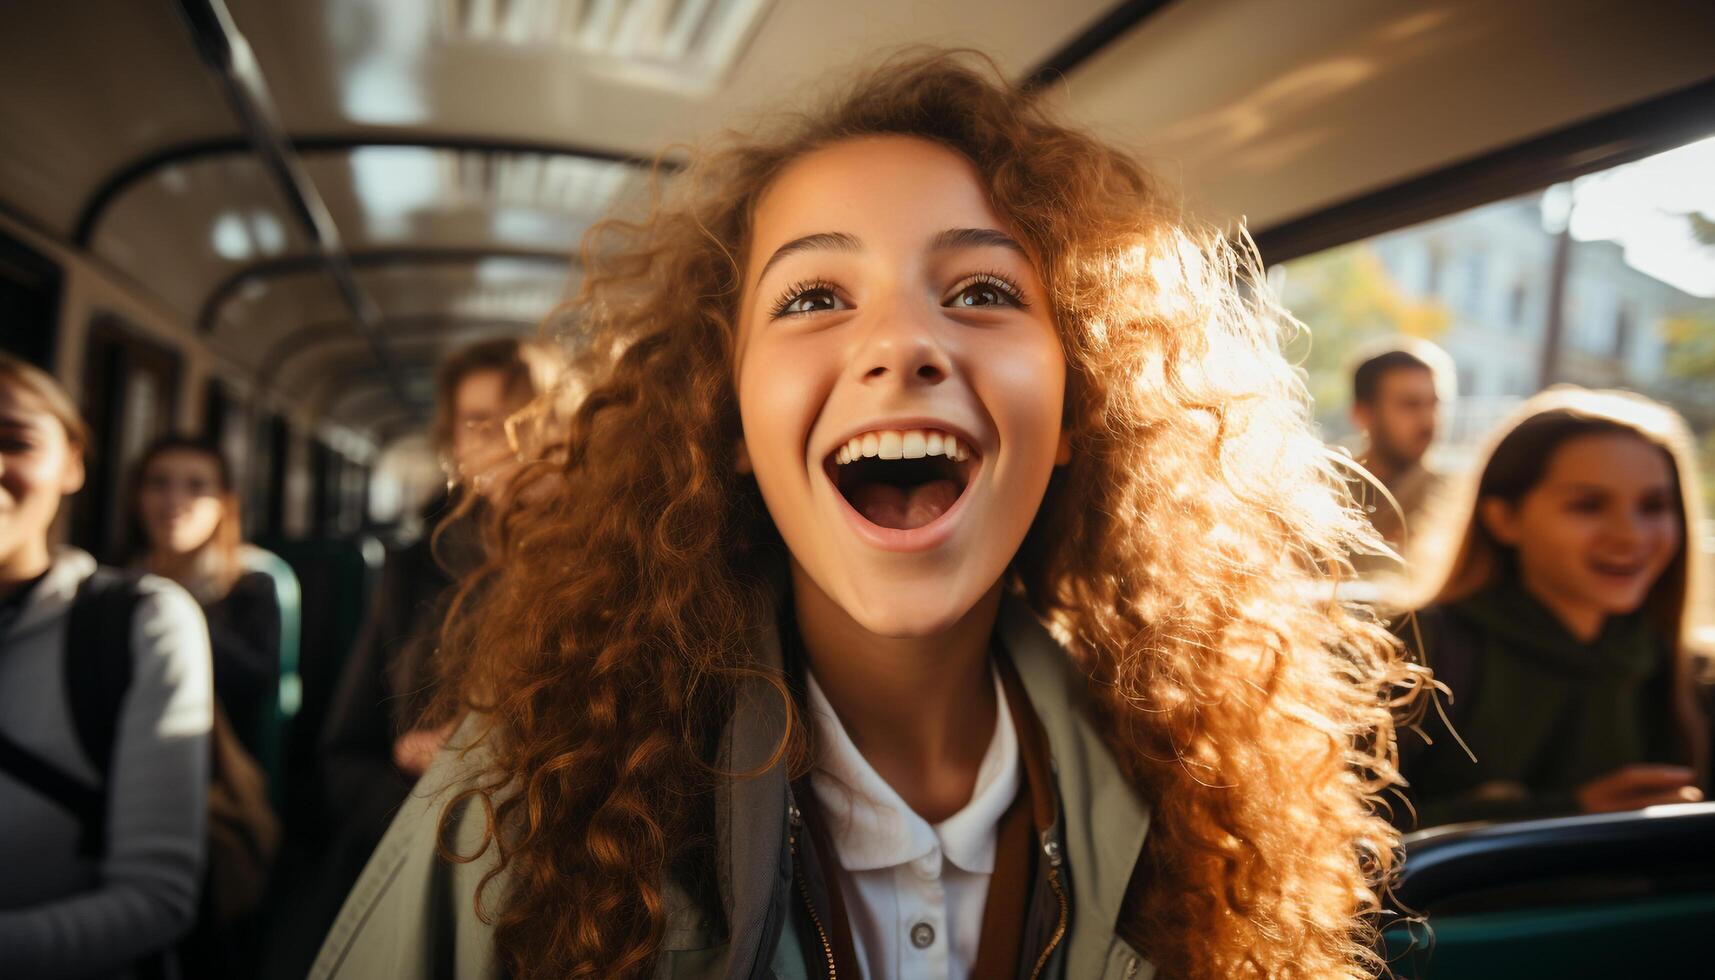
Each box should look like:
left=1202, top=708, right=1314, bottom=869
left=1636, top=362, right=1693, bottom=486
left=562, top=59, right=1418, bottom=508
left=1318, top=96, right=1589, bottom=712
left=847, top=479, right=961, bottom=530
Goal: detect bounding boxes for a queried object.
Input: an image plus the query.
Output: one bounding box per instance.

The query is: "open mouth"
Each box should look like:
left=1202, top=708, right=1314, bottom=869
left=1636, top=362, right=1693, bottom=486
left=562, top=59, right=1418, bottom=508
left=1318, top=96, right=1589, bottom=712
left=825, top=427, right=978, bottom=531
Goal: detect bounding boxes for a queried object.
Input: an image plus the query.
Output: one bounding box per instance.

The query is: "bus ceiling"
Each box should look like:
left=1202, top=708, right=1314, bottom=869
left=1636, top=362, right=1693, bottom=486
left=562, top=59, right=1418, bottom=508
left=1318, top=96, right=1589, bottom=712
left=1, top=0, right=1712, bottom=437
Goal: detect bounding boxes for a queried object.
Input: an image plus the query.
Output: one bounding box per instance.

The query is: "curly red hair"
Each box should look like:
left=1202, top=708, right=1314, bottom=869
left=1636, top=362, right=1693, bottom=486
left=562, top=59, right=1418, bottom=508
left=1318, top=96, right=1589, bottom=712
left=435, top=50, right=1417, bottom=979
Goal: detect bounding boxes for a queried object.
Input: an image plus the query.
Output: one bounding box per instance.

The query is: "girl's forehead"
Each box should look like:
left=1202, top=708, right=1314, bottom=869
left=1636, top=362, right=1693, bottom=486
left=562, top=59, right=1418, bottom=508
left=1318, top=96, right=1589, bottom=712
left=748, top=136, right=1005, bottom=261
left=456, top=369, right=512, bottom=408
left=1542, top=433, right=1672, bottom=486
left=150, top=449, right=220, bottom=473
left=0, top=385, right=61, bottom=432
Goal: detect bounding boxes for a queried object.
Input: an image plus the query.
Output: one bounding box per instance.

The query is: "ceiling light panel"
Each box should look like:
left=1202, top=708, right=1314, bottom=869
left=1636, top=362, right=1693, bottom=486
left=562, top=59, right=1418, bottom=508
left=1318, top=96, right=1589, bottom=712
left=433, top=0, right=770, bottom=92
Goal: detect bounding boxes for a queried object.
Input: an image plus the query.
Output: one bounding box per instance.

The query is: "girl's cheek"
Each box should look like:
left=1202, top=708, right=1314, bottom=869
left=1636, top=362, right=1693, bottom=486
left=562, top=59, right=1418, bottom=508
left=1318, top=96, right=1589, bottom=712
left=1649, top=518, right=1682, bottom=561
left=739, top=345, right=820, bottom=477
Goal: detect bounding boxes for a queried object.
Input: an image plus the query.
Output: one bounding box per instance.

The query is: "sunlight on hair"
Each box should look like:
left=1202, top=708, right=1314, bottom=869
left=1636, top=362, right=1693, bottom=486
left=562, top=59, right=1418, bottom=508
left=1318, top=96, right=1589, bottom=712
left=427, top=51, right=1425, bottom=980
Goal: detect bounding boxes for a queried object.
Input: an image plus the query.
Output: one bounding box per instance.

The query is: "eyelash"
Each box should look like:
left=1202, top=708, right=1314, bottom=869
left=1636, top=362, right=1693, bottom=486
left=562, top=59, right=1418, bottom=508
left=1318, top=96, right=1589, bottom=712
left=768, top=278, right=839, bottom=319
left=956, top=271, right=1029, bottom=309
left=766, top=270, right=1030, bottom=319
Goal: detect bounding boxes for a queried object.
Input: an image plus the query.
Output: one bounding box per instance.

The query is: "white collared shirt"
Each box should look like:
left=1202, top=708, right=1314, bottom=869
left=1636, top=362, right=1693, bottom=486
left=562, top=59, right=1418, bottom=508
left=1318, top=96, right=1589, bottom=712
left=805, top=667, right=1019, bottom=980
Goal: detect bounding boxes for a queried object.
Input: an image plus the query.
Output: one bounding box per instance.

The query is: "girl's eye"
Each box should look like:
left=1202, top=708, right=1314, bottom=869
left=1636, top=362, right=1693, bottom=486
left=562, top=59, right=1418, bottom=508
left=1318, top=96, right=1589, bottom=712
left=1567, top=497, right=1604, bottom=514
left=770, top=282, right=844, bottom=319
left=945, top=273, right=1026, bottom=310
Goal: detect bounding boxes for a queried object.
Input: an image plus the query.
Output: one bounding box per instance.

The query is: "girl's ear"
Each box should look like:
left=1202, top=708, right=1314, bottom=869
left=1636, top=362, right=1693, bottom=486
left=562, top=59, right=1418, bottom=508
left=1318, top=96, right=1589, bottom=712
left=735, top=439, right=753, bottom=475
left=1478, top=497, right=1519, bottom=546
left=1054, top=429, right=1072, bottom=467
left=60, top=449, right=85, bottom=495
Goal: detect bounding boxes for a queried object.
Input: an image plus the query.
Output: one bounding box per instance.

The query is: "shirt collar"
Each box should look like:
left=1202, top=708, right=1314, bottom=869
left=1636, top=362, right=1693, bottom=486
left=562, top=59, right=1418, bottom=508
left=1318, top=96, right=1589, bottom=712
left=805, top=664, right=1019, bottom=874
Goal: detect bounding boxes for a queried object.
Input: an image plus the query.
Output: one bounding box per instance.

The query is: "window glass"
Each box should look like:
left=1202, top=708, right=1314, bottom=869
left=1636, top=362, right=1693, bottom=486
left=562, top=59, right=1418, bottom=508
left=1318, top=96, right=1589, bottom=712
left=1275, top=136, right=1715, bottom=517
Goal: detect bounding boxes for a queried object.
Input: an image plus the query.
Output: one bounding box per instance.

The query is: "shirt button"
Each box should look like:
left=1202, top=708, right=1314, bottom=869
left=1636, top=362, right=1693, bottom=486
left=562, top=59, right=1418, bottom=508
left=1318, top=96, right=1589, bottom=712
left=912, top=853, right=940, bottom=879
left=910, top=921, right=936, bottom=949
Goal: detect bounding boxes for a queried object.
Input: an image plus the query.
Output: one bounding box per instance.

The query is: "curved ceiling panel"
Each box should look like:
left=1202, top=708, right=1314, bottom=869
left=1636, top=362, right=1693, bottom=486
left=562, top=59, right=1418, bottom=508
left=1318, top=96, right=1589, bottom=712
left=270, top=318, right=528, bottom=394
left=91, top=155, right=312, bottom=318
left=318, top=353, right=442, bottom=415
left=0, top=1, right=239, bottom=236
left=208, top=265, right=352, bottom=350
left=301, top=146, right=640, bottom=252
left=226, top=0, right=1116, bottom=154
left=1056, top=0, right=1715, bottom=232
left=90, top=146, right=593, bottom=329
left=208, top=258, right=573, bottom=369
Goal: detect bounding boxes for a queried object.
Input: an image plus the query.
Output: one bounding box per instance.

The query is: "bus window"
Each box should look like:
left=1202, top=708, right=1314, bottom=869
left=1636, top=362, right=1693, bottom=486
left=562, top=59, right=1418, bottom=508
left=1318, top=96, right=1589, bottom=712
left=1275, top=135, right=1715, bottom=506
left=71, top=313, right=182, bottom=559
left=203, top=377, right=253, bottom=492
left=249, top=411, right=292, bottom=541
left=0, top=230, right=60, bottom=369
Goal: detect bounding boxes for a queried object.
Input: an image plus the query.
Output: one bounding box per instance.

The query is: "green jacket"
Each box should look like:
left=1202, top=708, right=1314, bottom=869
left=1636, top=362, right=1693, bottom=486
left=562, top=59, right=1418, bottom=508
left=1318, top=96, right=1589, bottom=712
left=308, top=597, right=1155, bottom=979
left=1401, top=580, right=1682, bottom=826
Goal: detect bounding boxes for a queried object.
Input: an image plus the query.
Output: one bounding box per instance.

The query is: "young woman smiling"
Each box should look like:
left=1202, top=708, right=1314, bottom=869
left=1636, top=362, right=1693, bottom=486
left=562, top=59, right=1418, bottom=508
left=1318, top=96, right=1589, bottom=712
left=127, top=436, right=280, bottom=759
left=0, top=355, right=212, bottom=977
left=312, top=53, right=1413, bottom=980
left=1401, top=387, right=1710, bottom=827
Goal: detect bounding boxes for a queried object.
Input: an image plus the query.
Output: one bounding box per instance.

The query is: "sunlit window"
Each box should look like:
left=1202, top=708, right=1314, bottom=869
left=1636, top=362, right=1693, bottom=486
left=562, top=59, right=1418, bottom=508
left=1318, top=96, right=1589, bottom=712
left=1275, top=136, right=1715, bottom=512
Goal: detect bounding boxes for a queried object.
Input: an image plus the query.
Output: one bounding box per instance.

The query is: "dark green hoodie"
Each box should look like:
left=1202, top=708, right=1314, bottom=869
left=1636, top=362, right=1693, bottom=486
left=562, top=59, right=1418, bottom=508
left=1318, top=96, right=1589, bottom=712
left=1401, top=577, right=1681, bottom=827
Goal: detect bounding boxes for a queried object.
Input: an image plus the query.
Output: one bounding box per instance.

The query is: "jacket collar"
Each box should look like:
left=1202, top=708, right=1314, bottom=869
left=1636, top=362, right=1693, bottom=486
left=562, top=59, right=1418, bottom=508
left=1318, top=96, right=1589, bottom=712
left=997, top=596, right=1152, bottom=980
left=714, top=618, right=793, bottom=979
left=711, top=592, right=1152, bottom=980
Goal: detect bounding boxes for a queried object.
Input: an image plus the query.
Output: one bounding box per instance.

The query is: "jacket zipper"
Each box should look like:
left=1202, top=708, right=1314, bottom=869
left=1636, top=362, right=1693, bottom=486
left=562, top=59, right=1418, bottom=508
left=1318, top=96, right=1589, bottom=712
left=1028, top=834, right=1070, bottom=980
left=787, top=804, right=837, bottom=980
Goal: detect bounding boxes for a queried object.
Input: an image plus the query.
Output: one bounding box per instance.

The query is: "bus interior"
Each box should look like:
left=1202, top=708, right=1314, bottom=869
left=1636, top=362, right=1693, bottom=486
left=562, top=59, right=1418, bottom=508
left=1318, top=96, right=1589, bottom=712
left=2, top=2, right=1713, bottom=977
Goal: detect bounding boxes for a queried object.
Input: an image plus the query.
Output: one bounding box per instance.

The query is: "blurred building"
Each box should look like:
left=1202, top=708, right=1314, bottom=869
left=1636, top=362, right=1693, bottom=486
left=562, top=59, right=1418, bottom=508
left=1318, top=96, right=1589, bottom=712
left=1362, top=193, right=1710, bottom=454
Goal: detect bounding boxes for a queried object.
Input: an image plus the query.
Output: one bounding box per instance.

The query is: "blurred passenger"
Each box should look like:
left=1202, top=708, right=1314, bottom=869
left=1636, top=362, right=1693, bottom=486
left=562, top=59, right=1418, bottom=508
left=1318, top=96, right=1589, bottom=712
left=318, top=337, right=566, bottom=879
left=127, top=436, right=281, bottom=760
left=1401, top=387, right=1710, bottom=827
left=125, top=435, right=283, bottom=979
left=0, top=352, right=213, bottom=977
left=1350, top=338, right=1455, bottom=551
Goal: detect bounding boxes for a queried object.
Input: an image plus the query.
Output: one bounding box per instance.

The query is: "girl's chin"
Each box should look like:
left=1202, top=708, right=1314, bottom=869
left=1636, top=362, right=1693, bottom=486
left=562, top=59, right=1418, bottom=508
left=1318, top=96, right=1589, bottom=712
left=1586, top=585, right=1653, bottom=616
left=831, top=585, right=990, bottom=640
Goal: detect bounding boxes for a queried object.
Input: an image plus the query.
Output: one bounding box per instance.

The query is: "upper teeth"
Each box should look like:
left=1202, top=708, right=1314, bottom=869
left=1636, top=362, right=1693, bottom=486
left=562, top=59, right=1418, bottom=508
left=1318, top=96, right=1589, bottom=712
left=835, top=428, right=971, bottom=465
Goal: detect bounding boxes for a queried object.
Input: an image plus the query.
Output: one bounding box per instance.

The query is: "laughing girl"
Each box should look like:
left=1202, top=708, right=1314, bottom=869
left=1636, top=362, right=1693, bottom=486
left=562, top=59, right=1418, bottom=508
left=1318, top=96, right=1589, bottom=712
left=1400, top=388, right=1709, bottom=827
left=313, top=53, right=1412, bottom=980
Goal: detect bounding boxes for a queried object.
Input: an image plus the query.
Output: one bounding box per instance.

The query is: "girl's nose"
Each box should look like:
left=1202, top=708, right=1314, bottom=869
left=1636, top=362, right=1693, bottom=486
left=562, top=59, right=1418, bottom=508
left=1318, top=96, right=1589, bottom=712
left=1603, top=509, right=1647, bottom=547
left=853, top=299, right=952, bottom=387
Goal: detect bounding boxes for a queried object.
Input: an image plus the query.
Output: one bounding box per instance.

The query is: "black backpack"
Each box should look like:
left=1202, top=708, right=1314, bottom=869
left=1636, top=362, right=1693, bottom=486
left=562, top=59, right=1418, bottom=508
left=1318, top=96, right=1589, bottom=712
left=0, top=566, right=144, bottom=856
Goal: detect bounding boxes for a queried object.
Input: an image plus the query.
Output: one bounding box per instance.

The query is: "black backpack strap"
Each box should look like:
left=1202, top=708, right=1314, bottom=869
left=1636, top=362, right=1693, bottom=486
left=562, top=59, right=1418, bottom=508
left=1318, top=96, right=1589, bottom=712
left=64, top=568, right=146, bottom=776
left=59, top=567, right=147, bottom=855
left=0, top=728, right=106, bottom=851
left=0, top=568, right=144, bottom=857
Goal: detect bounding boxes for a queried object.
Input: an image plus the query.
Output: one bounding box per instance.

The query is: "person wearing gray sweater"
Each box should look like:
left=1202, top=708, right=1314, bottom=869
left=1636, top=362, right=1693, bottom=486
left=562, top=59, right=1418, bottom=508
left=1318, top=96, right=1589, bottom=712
left=0, top=353, right=213, bottom=979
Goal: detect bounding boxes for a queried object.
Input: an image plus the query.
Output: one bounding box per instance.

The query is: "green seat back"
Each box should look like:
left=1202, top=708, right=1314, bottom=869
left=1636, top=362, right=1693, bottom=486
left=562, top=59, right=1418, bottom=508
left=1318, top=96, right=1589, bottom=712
left=239, top=546, right=302, bottom=805
left=255, top=535, right=385, bottom=826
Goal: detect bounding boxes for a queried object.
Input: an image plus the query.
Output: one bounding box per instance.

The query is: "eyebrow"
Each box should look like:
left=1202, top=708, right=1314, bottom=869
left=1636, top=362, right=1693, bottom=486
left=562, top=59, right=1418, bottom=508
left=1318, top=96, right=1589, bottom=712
left=755, top=232, right=861, bottom=283
left=754, top=226, right=1029, bottom=284
left=929, top=227, right=1028, bottom=256
left=1553, top=482, right=1671, bottom=495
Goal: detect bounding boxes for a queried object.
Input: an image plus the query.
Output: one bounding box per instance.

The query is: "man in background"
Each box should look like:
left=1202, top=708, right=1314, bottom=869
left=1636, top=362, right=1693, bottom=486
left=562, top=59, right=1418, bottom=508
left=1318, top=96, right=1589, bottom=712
left=1350, top=339, right=1456, bottom=551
